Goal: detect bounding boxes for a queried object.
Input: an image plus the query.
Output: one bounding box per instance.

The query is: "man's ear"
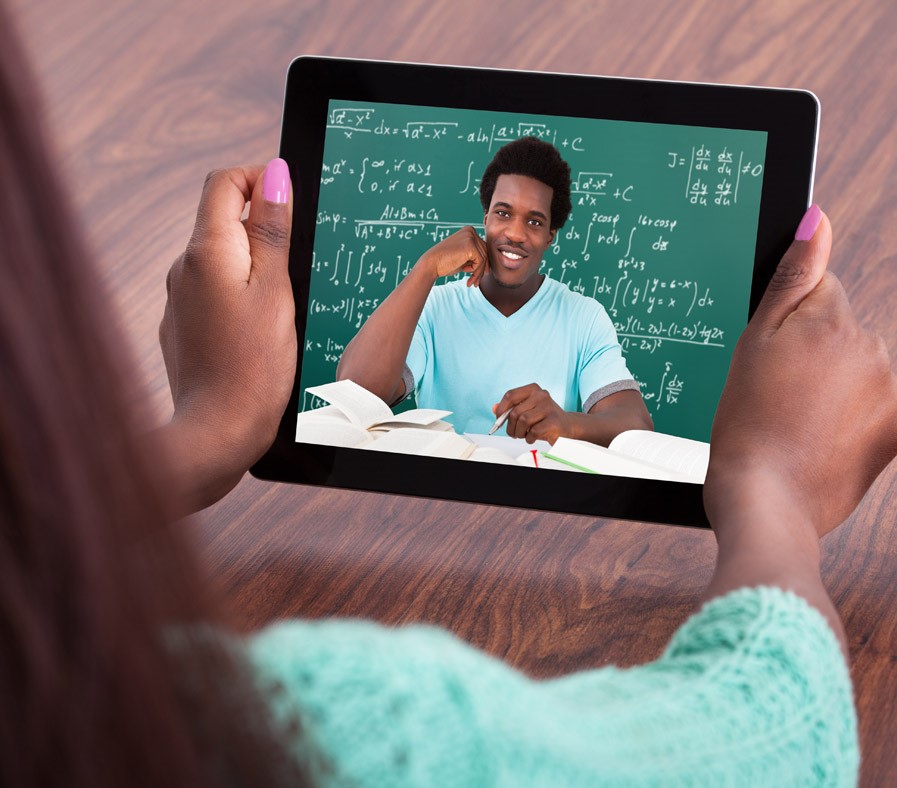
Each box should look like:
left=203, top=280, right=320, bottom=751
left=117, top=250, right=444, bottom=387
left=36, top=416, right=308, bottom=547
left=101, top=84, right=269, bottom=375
left=548, top=228, right=557, bottom=244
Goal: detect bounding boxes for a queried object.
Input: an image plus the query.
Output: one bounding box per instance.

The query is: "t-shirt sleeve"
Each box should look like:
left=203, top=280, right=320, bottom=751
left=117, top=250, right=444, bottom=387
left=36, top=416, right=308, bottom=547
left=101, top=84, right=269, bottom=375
left=577, top=302, right=640, bottom=411
left=404, top=308, right=430, bottom=401
left=246, top=586, right=858, bottom=786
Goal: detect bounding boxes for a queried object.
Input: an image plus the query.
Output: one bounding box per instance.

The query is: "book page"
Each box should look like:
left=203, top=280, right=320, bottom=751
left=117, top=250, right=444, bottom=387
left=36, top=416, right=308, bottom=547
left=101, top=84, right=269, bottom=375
left=295, top=404, right=350, bottom=424
left=608, top=430, right=709, bottom=481
left=464, top=445, right=592, bottom=470
left=305, top=380, right=393, bottom=428
left=545, top=438, right=698, bottom=482
left=463, top=433, right=552, bottom=459
left=468, top=447, right=519, bottom=465
left=373, top=408, right=452, bottom=428
left=295, top=419, right=373, bottom=448
left=514, top=450, right=579, bottom=471
left=369, top=419, right=454, bottom=434
left=365, top=429, right=474, bottom=459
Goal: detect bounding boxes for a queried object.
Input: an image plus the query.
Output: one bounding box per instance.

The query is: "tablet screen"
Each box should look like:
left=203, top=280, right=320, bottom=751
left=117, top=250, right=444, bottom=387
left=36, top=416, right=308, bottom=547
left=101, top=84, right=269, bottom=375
left=254, top=58, right=817, bottom=524
left=295, top=98, right=766, bottom=480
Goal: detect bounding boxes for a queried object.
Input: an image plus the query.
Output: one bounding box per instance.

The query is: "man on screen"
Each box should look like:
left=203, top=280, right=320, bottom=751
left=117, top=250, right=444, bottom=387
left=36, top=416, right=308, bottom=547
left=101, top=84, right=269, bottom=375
left=337, top=136, right=652, bottom=445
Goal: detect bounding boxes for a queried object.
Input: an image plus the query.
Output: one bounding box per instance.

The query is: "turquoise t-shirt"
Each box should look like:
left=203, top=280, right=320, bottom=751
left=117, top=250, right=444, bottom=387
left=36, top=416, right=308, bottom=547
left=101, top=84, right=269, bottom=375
left=404, top=276, right=638, bottom=434
left=248, top=586, right=858, bottom=786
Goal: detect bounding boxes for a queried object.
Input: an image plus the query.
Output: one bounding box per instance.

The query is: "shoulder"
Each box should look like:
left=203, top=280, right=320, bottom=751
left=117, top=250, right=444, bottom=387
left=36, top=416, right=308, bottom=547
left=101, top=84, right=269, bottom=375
left=540, top=276, right=607, bottom=317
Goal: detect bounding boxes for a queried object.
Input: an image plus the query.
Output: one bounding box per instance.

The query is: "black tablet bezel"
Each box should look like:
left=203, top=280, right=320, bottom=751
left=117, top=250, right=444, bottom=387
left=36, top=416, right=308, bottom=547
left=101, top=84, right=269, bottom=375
left=251, top=56, right=819, bottom=528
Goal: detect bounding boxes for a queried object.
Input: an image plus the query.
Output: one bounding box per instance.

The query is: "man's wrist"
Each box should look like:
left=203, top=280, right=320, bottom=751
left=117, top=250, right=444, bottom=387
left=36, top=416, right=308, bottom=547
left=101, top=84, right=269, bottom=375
left=564, top=410, right=586, bottom=441
left=564, top=409, right=621, bottom=447
left=414, top=250, right=444, bottom=283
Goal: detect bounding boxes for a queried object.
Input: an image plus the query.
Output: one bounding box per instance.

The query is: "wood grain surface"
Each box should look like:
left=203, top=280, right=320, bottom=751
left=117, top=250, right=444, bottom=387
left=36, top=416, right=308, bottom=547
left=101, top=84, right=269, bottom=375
left=9, top=0, right=897, bottom=782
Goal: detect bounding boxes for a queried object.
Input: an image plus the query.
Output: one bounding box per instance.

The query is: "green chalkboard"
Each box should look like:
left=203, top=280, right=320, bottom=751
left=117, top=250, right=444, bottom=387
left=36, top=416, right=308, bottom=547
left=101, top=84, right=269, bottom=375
left=298, top=100, right=767, bottom=441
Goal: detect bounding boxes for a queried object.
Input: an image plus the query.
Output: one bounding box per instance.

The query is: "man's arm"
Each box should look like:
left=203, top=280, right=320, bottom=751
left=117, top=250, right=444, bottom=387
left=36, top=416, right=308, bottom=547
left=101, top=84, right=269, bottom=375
left=582, top=388, right=653, bottom=442
left=493, top=385, right=651, bottom=446
left=337, top=226, right=488, bottom=404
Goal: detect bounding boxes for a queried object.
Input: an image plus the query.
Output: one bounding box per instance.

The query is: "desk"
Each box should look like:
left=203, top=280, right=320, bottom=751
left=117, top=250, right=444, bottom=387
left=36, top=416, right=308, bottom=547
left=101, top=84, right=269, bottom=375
left=11, top=0, right=897, bottom=782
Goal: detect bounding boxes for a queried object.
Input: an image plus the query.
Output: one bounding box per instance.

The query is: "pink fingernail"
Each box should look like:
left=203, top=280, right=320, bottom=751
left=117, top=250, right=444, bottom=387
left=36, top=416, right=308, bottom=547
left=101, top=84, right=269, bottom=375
left=795, top=203, right=822, bottom=241
left=263, top=158, right=290, bottom=204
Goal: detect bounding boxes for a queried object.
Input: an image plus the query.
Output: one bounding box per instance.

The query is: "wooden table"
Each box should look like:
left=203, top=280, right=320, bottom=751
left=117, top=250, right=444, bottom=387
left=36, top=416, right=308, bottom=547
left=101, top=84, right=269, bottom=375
left=12, top=0, right=897, bottom=782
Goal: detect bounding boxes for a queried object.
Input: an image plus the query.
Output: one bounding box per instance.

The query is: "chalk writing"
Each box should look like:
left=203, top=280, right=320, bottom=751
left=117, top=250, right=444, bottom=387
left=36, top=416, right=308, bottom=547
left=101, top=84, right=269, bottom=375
left=669, top=145, right=764, bottom=206
left=300, top=100, right=767, bottom=441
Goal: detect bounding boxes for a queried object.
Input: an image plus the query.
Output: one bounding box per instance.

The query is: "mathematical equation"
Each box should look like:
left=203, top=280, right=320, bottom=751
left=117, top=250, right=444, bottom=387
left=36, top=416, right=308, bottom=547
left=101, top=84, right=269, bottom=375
left=668, top=145, right=763, bottom=207
left=637, top=361, right=686, bottom=412
left=322, top=156, right=435, bottom=198
left=308, top=295, right=382, bottom=331
left=311, top=244, right=412, bottom=291
left=322, top=114, right=762, bottom=217
left=353, top=216, right=471, bottom=245
left=616, top=313, right=725, bottom=348
left=320, top=210, right=680, bottom=268
left=327, top=107, right=586, bottom=154
left=602, top=272, right=715, bottom=317
left=569, top=170, right=636, bottom=207
left=307, top=101, right=766, bottom=438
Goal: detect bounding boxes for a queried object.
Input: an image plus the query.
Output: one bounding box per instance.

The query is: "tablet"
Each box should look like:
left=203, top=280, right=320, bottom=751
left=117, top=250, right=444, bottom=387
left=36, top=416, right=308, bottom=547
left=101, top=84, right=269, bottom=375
left=251, top=57, right=819, bottom=528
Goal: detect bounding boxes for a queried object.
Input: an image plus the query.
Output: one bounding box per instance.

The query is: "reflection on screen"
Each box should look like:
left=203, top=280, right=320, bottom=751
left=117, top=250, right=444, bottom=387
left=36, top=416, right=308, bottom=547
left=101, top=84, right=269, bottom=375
left=295, top=99, right=767, bottom=483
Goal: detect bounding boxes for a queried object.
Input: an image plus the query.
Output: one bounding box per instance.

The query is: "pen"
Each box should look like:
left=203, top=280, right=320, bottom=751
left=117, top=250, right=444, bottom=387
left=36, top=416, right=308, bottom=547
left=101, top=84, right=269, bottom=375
left=488, top=407, right=512, bottom=435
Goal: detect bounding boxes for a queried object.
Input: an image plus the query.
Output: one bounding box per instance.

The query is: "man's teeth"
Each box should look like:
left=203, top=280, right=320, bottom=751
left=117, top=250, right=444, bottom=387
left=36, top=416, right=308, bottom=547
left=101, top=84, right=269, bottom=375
left=502, top=251, right=523, bottom=260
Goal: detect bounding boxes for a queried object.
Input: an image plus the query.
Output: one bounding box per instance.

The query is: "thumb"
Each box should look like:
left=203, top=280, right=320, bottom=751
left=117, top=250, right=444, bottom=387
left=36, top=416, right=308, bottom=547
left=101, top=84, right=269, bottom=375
left=246, top=157, right=293, bottom=283
left=752, top=205, right=832, bottom=330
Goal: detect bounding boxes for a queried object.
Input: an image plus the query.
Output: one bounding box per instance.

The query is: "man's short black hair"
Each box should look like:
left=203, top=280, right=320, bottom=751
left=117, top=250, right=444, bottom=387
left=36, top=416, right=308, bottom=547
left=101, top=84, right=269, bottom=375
left=479, top=137, right=572, bottom=231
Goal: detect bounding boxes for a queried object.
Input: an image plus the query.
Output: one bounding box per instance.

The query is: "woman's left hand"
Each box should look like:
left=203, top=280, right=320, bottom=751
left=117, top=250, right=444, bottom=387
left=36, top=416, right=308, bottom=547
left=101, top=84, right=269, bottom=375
left=159, top=160, right=296, bottom=512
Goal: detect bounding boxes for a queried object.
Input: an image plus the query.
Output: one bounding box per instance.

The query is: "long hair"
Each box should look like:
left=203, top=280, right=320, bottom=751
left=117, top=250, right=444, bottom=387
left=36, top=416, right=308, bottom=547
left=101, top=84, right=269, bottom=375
left=0, top=5, right=311, bottom=786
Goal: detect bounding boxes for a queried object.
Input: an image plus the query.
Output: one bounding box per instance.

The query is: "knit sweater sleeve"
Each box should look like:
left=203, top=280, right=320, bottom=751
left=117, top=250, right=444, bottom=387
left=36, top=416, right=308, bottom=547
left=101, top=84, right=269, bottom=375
left=246, top=586, right=858, bottom=787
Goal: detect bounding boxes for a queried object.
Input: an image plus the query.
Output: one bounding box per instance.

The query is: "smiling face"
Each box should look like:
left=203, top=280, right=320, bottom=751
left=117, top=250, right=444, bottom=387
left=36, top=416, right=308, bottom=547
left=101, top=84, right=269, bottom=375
left=483, top=174, right=557, bottom=289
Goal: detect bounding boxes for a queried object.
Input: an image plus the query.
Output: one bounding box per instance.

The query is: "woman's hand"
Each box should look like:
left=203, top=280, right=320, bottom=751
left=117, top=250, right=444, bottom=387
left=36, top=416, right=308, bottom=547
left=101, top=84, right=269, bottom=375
left=158, top=160, right=296, bottom=513
left=706, top=207, right=897, bottom=538
left=702, top=206, right=897, bottom=650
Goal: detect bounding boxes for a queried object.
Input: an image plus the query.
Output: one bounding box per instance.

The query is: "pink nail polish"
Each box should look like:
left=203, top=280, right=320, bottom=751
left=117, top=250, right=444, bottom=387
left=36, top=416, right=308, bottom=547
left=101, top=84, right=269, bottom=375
left=263, top=158, right=290, bottom=204
left=795, top=203, right=822, bottom=241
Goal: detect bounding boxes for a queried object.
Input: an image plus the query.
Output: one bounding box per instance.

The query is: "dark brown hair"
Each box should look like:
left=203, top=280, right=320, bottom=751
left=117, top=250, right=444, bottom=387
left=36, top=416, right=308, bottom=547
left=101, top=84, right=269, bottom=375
left=0, top=5, right=311, bottom=786
left=479, top=136, right=573, bottom=230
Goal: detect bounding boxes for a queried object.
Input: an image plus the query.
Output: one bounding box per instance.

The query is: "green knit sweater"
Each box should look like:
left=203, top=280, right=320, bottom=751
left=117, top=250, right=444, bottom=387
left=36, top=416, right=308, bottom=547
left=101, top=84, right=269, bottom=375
left=248, top=586, right=858, bottom=786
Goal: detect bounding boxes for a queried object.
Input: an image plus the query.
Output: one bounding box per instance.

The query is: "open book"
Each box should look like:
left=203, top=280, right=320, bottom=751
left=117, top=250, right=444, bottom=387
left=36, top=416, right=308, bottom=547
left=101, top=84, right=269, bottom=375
left=362, top=428, right=475, bottom=459
left=468, top=446, right=580, bottom=470
left=543, top=430, right=710, bottom=484
left=295, top=384, right=709, bottom=477
left=462, top=433, right=577, bottom=469
left=296, top=380, right=452, bottom=449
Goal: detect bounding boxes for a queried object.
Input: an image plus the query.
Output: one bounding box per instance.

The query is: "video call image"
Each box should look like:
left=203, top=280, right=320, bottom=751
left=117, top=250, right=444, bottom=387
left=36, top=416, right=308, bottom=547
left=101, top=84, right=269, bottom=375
left=295, top=99, right=767, bottom=483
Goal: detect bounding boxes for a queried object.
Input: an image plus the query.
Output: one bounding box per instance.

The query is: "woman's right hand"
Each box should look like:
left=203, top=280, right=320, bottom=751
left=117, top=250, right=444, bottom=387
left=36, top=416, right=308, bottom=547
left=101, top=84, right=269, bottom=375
left=705, top=206, right=897, bottom=539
